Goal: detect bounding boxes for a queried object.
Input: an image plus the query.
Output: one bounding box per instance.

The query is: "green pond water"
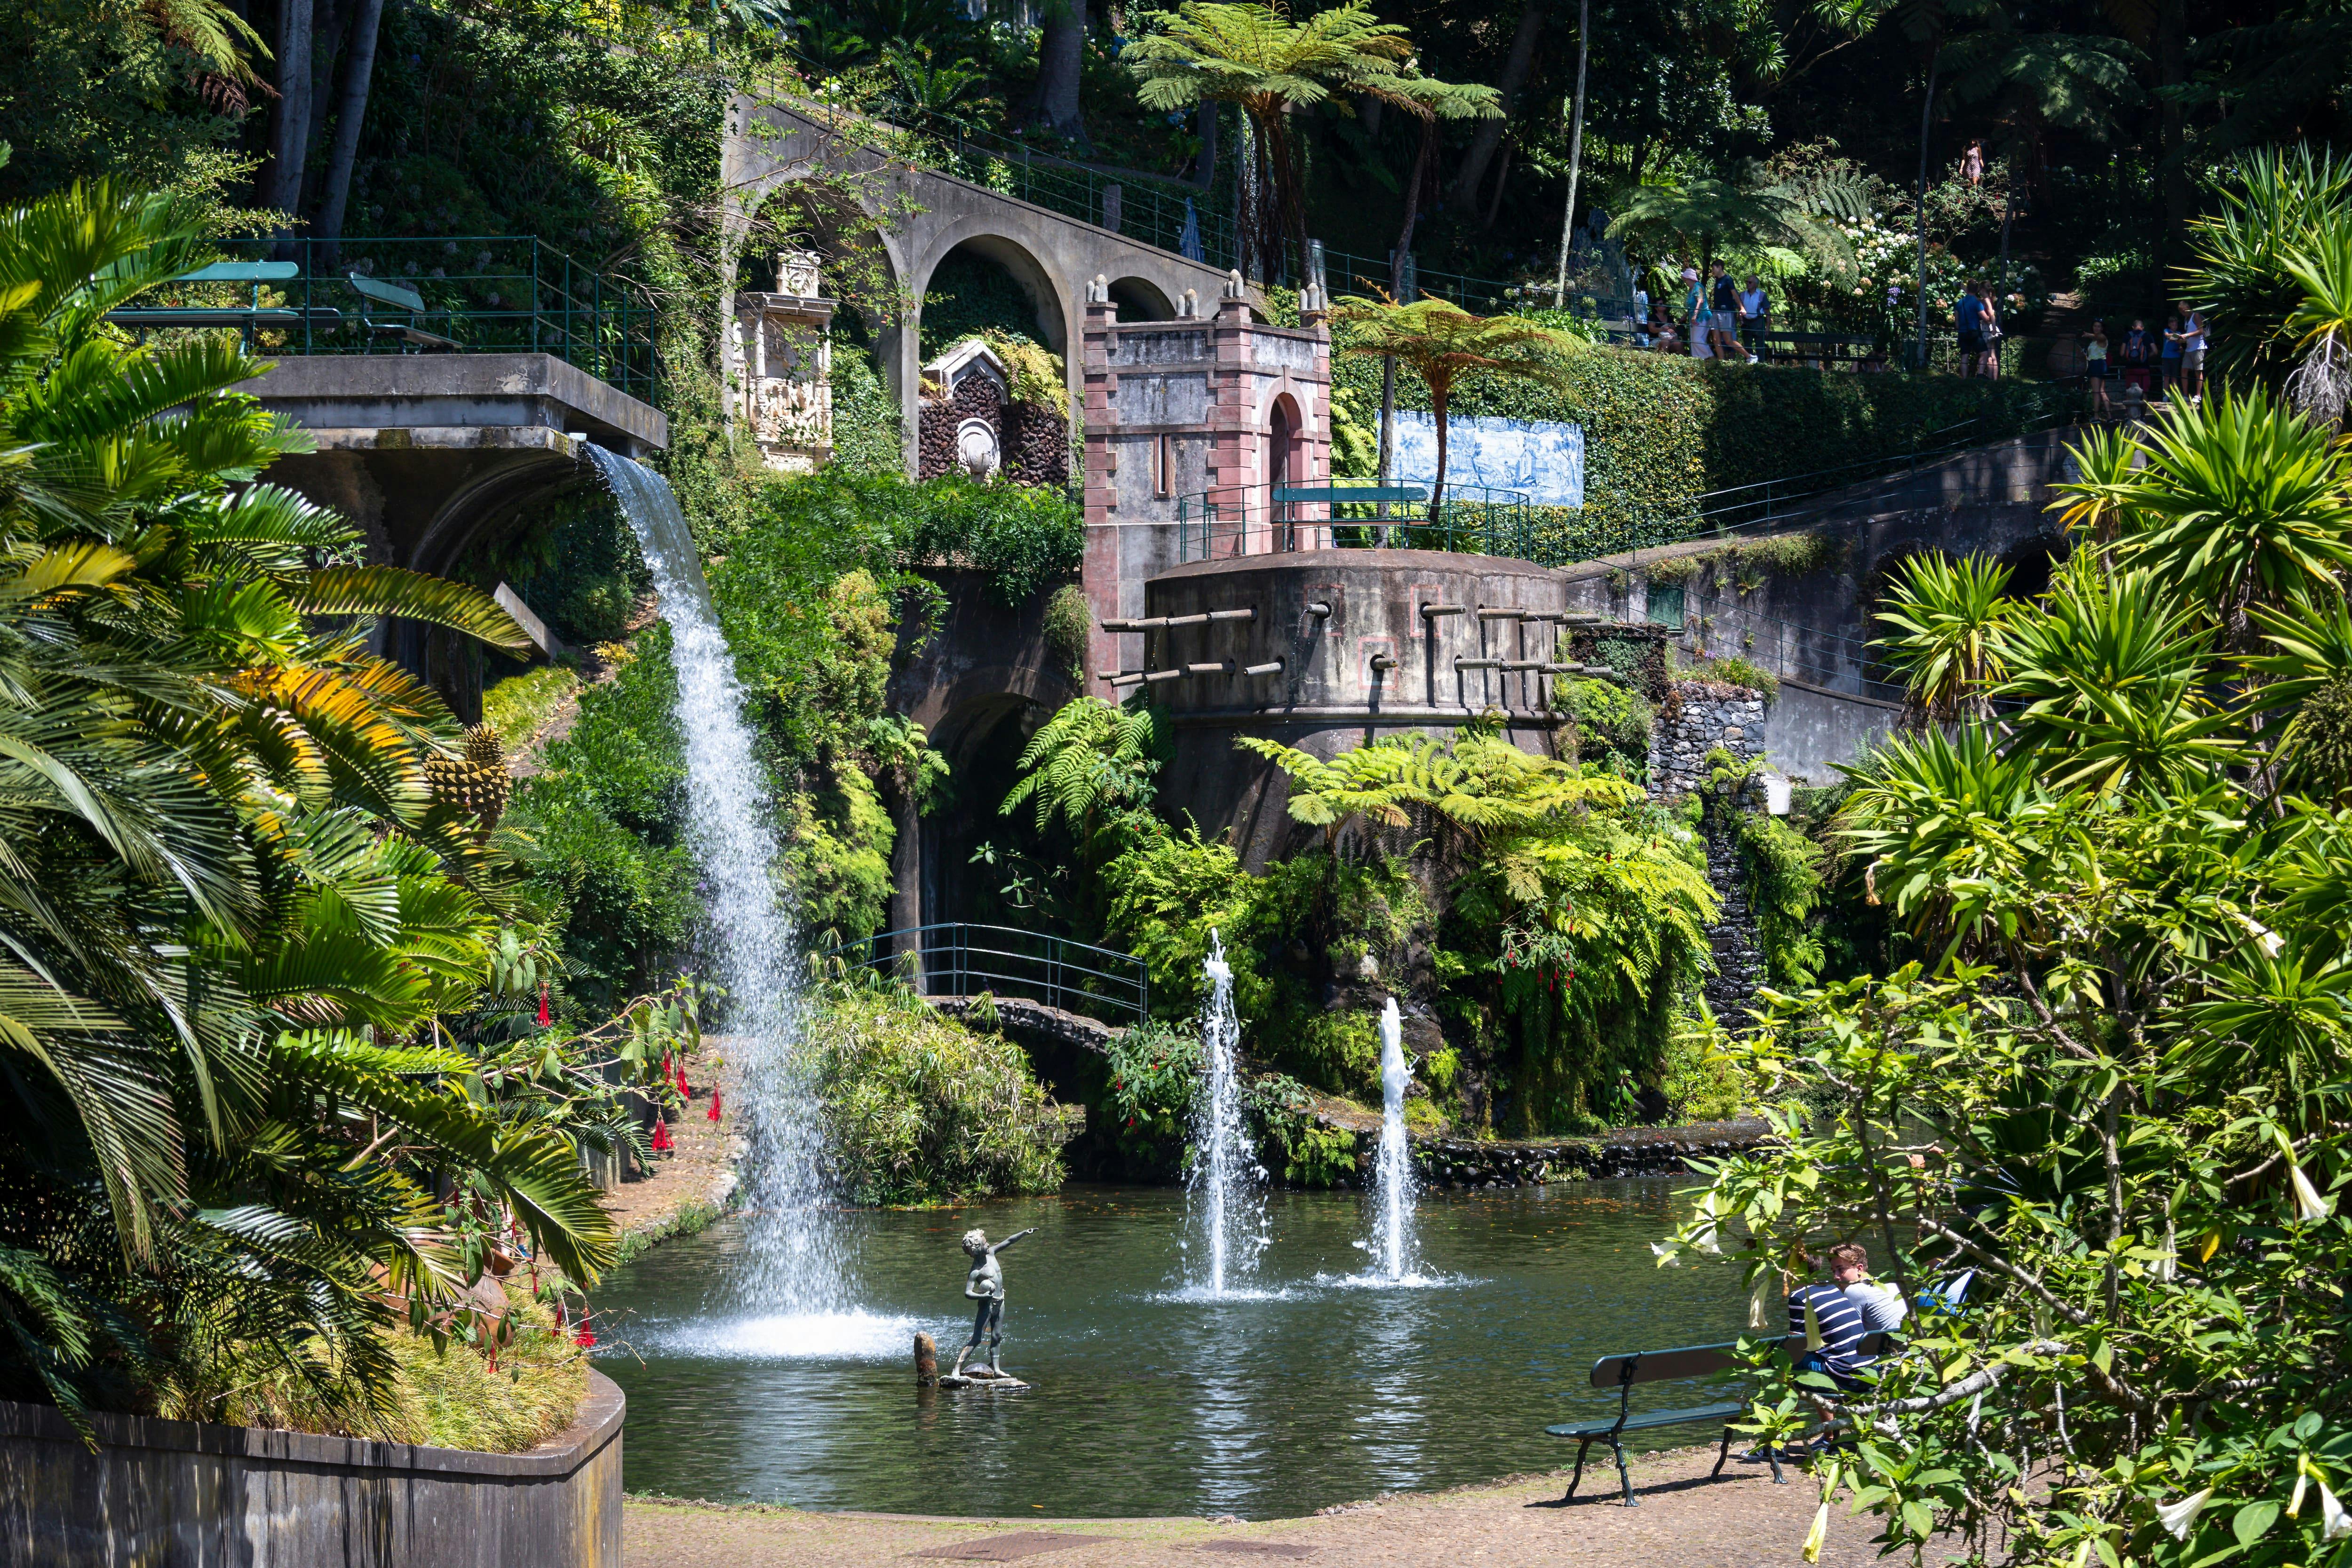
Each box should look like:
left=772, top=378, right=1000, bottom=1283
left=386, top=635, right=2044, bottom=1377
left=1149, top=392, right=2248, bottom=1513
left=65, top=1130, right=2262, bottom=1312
left=592, top=1178, right=1752, bottom=1520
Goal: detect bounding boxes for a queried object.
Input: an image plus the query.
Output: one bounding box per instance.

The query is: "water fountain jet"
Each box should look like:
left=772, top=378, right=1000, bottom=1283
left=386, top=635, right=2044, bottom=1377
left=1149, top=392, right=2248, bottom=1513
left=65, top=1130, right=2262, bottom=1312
left=1367, top=996, right=1419, bottom=1282
left=1187, top=931, right=1267, bottom=1297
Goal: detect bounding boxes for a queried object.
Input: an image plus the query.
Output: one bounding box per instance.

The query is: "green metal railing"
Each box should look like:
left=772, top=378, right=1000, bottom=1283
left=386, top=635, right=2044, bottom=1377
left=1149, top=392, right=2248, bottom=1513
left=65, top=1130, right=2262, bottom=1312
left=824, top=922, right=1149, bottom=1026
left=913, top=118, right=1240, bottom=273
left=120, top=236, right=661, bottom=402
left=1177, top=483, right=1536, bottom=563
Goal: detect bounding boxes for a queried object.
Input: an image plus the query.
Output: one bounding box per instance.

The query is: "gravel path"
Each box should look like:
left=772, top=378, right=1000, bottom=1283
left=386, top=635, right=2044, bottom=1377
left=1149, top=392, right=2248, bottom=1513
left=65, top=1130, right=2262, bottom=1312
left=625, top=1442, right=1902, bottom=1567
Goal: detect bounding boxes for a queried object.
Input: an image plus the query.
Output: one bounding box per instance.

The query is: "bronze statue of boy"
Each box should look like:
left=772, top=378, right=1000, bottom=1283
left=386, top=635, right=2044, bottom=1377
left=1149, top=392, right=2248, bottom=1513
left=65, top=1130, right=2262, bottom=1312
left=950, top=1227, right=1035, bottom=1378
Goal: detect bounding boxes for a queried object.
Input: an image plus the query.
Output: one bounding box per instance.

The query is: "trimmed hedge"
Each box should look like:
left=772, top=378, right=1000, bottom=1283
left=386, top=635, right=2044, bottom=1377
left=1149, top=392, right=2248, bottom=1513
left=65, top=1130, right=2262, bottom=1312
left=1330, top=341, right=2063, bottom=557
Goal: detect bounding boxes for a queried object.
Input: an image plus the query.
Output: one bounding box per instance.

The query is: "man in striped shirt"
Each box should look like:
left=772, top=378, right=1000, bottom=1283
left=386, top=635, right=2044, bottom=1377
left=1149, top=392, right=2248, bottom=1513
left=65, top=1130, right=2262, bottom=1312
left=1788, top=1248, right=1872, bottom=1391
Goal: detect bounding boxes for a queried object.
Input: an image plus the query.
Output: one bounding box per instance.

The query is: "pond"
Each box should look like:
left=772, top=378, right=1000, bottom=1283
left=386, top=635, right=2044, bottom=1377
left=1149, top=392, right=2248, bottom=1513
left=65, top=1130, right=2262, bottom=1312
left=593, top=1178, right=1747, bottom=1520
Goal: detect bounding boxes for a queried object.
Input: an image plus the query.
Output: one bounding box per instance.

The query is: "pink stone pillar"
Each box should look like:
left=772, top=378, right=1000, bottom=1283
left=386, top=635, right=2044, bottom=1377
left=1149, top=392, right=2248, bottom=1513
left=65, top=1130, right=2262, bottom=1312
left=1081, top=289, right=1123, bottom=698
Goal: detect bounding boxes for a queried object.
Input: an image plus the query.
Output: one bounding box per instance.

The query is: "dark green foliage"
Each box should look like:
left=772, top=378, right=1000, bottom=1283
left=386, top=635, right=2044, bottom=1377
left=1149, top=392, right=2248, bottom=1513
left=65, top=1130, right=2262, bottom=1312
left=811, top=987, right=1070, bottom=1204
left=506, top=634, right=698, bottom=1014
left=1091, top=1019, right=1201, bottom=1180
left=1246, top=1074, right=1361, bottom=1188
left=877, top=472, right=1085, bottom=606
left=917, top=248, right=1052, bottom=357
left=1702, top=656, right=1780, bottom=700
left=464, top=491, right=648, bottom=647
left=1332, top=343, right=2060, bottom=556
left=1737, top=813, right=1826, bottom=988
left=347, top=2, right=723, bottom=270
left=0, top=0, right=241, bottom=205
left=1559, top=676, right=1654, bottom=769
left=828, top=341, right=905, bottom=478
left=1044, top=584, right=1091, bottom=679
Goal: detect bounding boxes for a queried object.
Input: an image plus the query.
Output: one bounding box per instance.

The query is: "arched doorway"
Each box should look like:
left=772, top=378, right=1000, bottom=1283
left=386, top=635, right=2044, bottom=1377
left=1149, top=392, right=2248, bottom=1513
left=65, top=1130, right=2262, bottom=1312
left=1266, top=394, right=1301, bottom=551
left=920, top=693, right=1057, bottom=934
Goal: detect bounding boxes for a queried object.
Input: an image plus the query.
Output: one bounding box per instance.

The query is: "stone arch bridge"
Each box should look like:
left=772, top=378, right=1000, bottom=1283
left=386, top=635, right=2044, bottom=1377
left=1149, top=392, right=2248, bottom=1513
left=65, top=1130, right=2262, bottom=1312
left=720, top=94, right=1258, bottom=472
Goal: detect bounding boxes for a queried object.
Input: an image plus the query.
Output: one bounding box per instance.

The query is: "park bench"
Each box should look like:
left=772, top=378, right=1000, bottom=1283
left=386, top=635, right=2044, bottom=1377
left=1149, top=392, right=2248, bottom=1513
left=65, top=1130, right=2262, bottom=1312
left=347, top=272, right=457, bottom=350
left=1547, top=1330, right=1892, bottom=1506
left=102, top=261, right=342, bottom=348
left=1752, top=331, right=1881, bottom=369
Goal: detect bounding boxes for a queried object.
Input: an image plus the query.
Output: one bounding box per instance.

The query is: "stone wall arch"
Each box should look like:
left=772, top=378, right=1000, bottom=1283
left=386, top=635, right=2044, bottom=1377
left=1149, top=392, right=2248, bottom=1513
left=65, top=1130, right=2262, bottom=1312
left=1106, top=276, right=1175, bottom=321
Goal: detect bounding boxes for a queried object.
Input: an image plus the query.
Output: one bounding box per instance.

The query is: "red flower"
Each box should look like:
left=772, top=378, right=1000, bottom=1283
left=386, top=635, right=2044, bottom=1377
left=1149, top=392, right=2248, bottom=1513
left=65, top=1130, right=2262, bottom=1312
left=536, top=982, right=551, bottom=1027
left=707, top=1087, right=723, bottom=1122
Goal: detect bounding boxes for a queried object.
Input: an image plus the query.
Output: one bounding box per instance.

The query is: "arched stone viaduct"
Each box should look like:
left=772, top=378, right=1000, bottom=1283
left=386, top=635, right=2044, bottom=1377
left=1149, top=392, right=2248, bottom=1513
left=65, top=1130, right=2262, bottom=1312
left=720, top=94, right=1257, bottom=473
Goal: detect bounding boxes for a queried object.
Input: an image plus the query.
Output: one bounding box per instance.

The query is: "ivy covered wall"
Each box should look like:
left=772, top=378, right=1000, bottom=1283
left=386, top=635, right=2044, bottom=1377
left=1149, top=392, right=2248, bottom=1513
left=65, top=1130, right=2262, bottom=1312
left=1330, top=343, right=2065, bottom=551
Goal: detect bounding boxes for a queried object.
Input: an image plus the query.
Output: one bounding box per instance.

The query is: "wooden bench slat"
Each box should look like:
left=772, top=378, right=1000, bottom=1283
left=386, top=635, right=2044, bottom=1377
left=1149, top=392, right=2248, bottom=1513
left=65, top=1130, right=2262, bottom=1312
left=1546, top=1401, right=1745, bottom=1438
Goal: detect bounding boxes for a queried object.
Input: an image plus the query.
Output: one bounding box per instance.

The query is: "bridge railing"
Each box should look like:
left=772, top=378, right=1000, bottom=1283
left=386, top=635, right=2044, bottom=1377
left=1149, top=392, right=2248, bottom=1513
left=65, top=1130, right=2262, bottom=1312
left=905, top=118, right=1242, bottom=273
left=822, top=922, right=1150, bottom=1026
left=132, top=237, right=660, bottom=402
left=1176, top=483, right=1535, bottom=563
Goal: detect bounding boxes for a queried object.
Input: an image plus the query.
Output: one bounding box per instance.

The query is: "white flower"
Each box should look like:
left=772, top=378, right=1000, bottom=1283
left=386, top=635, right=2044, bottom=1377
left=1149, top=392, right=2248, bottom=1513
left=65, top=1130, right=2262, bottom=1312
left=1692, top=1192, right=1724, bottom=1255
left=2235, top=911, right=2285, bottom=958
left=1801, top=1500, right=1829, bottom=1563
left=2322, top=1483, right=2352, bottom=1543
left=2156, top=1488, right=2213, bottom=1542
left=2289, top=1161, right=2336, bottom=1223
left=2151, top=1222, right=2177, bottom=1283
left=2291, top=1471, right=2309, bottom=1518
left=1651, top=1240, right=1683, bottom=1267
left=1749, top=1275, right=1771, bottom=1329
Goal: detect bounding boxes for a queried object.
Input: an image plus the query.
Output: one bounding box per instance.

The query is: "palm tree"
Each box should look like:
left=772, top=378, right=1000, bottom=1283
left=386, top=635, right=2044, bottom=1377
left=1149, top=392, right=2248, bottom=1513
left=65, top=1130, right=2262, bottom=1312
left=1122, top=1, right=1492, bottom=282
left=1325, top=295, right=1576, bottom=511
left=0, top=181, right=611, bottom=1429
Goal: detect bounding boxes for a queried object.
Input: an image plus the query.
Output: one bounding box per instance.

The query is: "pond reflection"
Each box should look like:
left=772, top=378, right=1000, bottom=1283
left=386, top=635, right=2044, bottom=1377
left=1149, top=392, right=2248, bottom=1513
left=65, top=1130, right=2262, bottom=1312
left=592, top=1178, right=1743, bottom=1519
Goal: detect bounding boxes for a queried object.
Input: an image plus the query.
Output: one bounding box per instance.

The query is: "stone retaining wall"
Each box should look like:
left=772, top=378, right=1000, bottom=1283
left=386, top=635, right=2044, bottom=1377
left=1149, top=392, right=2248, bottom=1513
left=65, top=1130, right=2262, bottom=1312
left=1649, top=680, right=1769, bottom=798
left=1334, top=1118, right=1767, bottom=1191
left=0, top=1370, right=624, bottom=1568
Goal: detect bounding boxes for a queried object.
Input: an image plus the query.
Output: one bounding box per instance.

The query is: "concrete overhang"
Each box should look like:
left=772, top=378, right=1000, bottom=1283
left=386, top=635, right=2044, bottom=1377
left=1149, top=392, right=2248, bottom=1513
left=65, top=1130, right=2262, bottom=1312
left=232, top=352, right=668, bottom=456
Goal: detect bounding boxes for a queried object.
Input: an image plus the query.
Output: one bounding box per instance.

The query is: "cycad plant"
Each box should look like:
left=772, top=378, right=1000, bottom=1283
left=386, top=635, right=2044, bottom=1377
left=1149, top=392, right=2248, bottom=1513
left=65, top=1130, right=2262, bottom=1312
left=0, top=181, right=621, bottom=1432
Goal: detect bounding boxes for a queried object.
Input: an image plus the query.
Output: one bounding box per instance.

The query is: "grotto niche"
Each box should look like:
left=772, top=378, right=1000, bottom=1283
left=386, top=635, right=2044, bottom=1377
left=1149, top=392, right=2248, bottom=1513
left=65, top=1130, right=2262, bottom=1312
left=917, top=338, right=1070, bottom=487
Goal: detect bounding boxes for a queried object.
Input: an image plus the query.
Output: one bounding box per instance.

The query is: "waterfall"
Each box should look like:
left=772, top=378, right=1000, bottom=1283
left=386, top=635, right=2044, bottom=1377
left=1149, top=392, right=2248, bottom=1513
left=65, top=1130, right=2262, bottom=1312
left=1188, top=931, right=1266, bottom=1297
left=588, top=447, right=843, bottom=1319
left=1368, top=996, right=1419, bottom=1281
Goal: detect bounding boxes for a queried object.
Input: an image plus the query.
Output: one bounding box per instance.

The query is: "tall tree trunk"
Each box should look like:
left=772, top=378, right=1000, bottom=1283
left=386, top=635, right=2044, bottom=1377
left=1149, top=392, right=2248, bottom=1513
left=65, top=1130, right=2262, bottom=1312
left=1194, top=99, right=1218, bottom=188
left=298, top=0, right=349, bottom=216
left=1448, top=0, right=1546, bottom=208
left=1911, top=51, right=1939, bottom=372
left=2155, top=0, right=2187, bottom=277
left=1430, top=380, right=1450, bottom=514
left=315, top=0, right=385, bottom=260
left=1549, top=0, right=1590, bottom=309
left=259, top=0, right=318, bottom=234
left=1028, top=0, right=1088, bottom=144
left=1481, top=142, right=1513, bottom=230
left=1379, top=120, right=1434, bottom=491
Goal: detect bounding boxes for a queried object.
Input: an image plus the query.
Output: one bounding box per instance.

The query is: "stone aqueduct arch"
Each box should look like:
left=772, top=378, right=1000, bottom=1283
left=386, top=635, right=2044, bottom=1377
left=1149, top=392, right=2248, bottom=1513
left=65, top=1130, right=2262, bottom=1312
left=720, top=94, right=1255, bottom=474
